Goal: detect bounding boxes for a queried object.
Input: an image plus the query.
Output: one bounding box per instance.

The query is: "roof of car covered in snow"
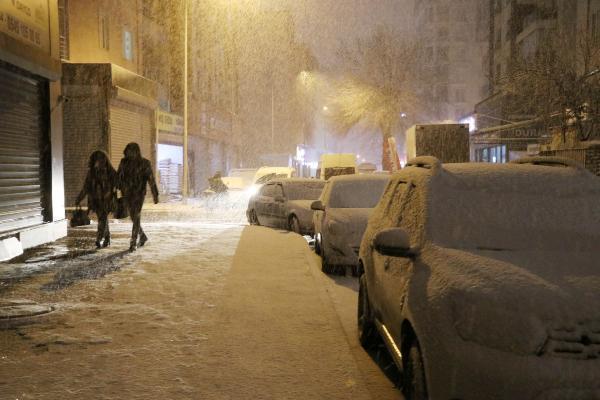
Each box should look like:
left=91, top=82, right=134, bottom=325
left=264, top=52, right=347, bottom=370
left=327, top=174, right=390, bottom=184
left=396, top=157, right=600, bottom=195
left=270, top=178, right=326, bottom=186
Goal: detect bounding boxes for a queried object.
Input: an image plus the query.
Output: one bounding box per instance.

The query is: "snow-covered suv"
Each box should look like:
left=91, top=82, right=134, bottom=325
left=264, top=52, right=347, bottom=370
left=358, top=156, right=600, bottom=399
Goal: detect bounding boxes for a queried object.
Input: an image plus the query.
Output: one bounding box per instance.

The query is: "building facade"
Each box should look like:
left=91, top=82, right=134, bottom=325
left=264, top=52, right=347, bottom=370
left=59, top=0, right=163, bottom=206
left=0, top=0, right=67, bottom=259
left=413, top=0, right=489, bottom=122
left=472, top=0, right=600, bottom=164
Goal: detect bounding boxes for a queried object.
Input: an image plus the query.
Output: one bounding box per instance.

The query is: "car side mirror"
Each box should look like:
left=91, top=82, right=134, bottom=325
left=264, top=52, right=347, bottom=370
left=274, top=195, right=285, bottom=203
left=372, top=228, right=416, bottom=258
left=311, top=200, right=325, bottom=211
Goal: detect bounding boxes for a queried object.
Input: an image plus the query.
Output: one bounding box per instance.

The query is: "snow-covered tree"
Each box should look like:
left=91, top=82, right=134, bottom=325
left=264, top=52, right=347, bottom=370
left=499, top=28, right=600, bottom=142
left=326, top=27, right=424, bottom=167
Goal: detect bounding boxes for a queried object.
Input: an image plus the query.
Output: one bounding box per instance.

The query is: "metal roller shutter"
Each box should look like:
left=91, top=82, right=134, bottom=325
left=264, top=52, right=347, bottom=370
left=109, top=101, right=153, bottom=168
left=0, top=66, right=45, bottom=233
left=140, top=109, right=153, bottom=164
left=110, top=103, right=140, bottom=168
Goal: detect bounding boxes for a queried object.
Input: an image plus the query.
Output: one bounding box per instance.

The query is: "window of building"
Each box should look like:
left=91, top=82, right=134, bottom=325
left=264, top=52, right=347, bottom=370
left=99, top=14, right=109, bottom=50
left=437, top=27, right=448, bottom=40
left=455, top=87, right=466, bottom=102
left=424, top=46, right=433, bottom=60
left=437, top=46, right=449, bottom=63
left=477, top=145, right=507, bottom=163
left=437, top=5, right=449, bottom=21
left=425, top=7, right=434, bottom=22
left=437, top=86, right=448, bottom=102
left=495, top=27, right=502, bottom=48
left=494, top=0, right=502, bottom=14
left=123, top=29, right=134, bottom=61
left=593, top=11, right=600, bottom=46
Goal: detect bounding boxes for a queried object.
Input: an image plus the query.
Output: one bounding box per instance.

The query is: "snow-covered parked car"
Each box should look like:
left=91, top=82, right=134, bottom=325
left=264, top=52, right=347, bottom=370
left=357, top=156, right=600, bottom=400
left=312, top=174, right=390, bottom=275
left=246, top=178, right=325, bottom=234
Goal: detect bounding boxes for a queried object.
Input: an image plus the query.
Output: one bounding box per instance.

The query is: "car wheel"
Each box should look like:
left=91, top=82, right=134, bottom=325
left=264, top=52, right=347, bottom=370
left=321, top=248, right=334, bottom=274
left=314, top=233, right=322, bottom=255
left=288, top=215, right=301, bottom=234
left=357, top=274, right=378, bottom=348
left=249, top=210, right=260, bottom=226
left=402, top=339, right=428, bottom=400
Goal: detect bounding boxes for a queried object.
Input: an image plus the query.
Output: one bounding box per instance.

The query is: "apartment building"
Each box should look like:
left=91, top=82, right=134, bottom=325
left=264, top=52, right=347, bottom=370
left=472, top=0, right=600, bottom=166
left=413, top=0, right=489, bottom=122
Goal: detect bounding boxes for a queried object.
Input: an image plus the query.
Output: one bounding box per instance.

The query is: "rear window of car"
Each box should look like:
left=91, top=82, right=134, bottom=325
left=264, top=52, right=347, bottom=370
left=328, top=178, right=389, bottom=208
left=285, top=181, right=325, bottom=200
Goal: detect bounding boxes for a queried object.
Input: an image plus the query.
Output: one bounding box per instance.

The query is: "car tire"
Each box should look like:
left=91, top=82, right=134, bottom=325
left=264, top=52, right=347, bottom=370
left=288, top=215, right=301, bottom=234
left=314, top=233, right=321, bottom=255
left=357, top=274, right=378, bottom=348
left=321, top=248, right=334, bottom=274
left=249, top=210, right=260, bottom=226
left=402, top=339, right=428, bottom=400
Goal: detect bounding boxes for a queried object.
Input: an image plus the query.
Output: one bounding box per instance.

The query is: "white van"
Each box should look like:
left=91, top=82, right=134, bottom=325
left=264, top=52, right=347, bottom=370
left=317, top=153, right=357, bottom=180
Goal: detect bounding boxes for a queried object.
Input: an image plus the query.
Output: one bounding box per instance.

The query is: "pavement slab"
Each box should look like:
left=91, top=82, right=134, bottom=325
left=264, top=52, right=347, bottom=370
left=192, top=226, right=375, bottom=399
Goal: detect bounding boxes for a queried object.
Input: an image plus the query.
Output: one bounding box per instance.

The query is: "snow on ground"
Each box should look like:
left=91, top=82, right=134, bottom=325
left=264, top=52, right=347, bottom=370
left=0, top=218, right=243, bottom=399
left=0, top=204, right=401, bottom=399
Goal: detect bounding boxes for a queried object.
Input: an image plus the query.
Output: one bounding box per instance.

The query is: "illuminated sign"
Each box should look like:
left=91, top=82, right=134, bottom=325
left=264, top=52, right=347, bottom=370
left=0, top=0, right=50, bottom=52
left=157, top=110, right=184, bottom=134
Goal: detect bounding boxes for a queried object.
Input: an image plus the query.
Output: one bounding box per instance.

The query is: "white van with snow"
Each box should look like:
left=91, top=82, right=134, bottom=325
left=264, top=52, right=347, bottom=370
left=317, top=153, right=357, bottom=180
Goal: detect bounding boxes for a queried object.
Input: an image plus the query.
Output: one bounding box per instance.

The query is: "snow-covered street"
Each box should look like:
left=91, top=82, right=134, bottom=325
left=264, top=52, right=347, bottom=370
left=0, top=207, right=401, bottom=399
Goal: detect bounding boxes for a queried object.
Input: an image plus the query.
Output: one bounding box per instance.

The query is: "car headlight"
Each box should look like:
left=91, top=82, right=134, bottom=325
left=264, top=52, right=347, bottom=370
left=452, top=298, right=547, bottom=355
left=247, top=184, right=260, bottom=196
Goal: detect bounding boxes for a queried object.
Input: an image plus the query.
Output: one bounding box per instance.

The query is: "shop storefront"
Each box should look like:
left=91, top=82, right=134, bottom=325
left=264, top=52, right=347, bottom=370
left=0, top=0, right=66, bottom=258
left=62, top=63, right=158, bottom=206
left=156, top=110, right=184, bottom=195
left=470, top=121, right=551, bottom=163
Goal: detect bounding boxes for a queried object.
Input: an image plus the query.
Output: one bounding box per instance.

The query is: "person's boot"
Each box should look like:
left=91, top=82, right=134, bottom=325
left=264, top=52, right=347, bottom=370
left=102, top=235, right=111, bottom=248
left=95, top=241, right=102, bottom=249
left=129, top=242, right=137, bottom=252
left=138, top=233, right=148, bottom=247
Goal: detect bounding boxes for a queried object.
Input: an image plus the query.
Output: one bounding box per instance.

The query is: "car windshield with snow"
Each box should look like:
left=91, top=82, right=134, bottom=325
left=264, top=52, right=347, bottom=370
left=312, top=174, right=390, bottom=275
left=247, top=178, right=325, bottom=235
left=357, top=157, right=600, bottom=399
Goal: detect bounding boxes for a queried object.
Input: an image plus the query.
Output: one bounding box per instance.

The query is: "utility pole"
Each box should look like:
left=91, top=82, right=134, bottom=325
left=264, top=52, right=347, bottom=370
left=271, top=78, right=275, bottom=151
left=182, top=0, right=189, bottom=197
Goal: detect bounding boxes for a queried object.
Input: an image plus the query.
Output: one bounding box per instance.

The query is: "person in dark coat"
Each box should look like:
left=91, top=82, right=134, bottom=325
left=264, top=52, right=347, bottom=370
left=76, top=150, right=118, bottom=248
left=117, top=142, right=159, bottom=252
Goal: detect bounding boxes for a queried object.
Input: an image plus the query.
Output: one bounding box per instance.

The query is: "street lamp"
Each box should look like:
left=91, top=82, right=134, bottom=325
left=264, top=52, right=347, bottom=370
left=183, top=0, right=189, bottom=197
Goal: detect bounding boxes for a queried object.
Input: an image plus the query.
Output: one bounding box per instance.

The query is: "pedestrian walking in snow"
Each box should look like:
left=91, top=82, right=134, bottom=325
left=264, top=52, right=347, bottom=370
left=117, top=142, right=159, bottom=252
left=75, top=150, right=118, bottom=248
